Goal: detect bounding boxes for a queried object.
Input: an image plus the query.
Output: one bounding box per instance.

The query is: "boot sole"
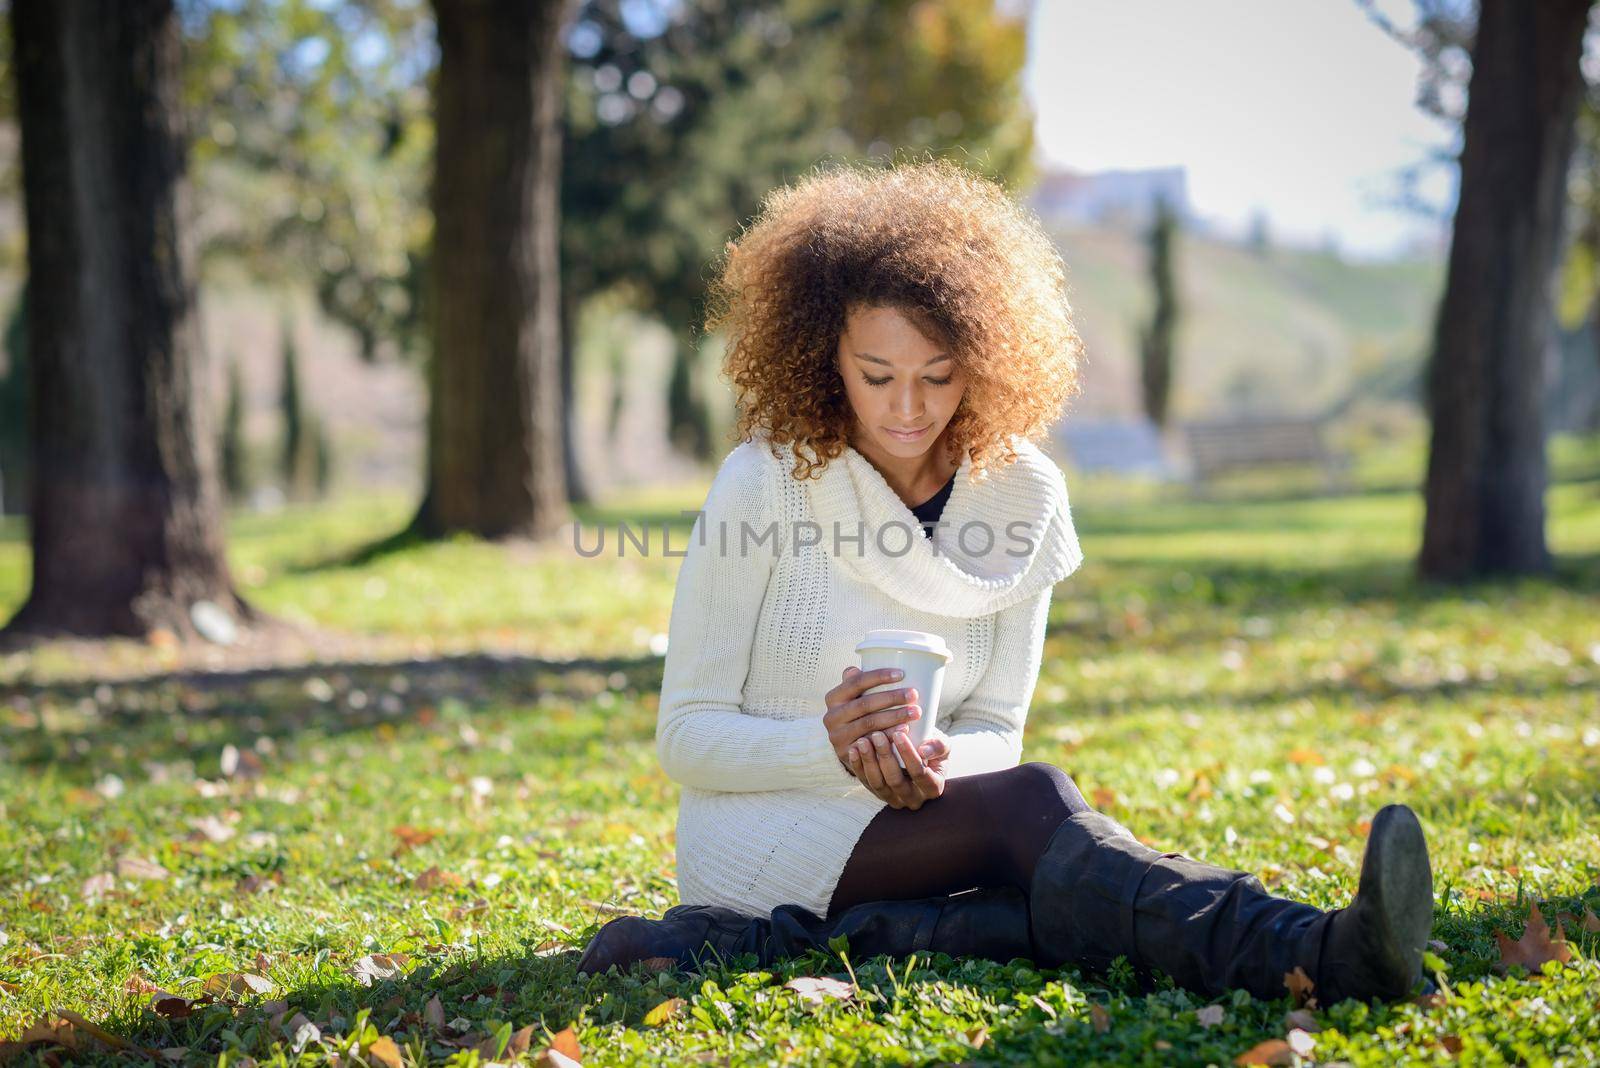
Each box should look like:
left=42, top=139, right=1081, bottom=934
left=1357, top=804, right=1434, bottom=994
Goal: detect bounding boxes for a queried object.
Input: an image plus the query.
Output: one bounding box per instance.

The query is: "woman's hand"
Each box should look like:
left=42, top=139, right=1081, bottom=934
left=823, top=665, right=922, bottom=767
left=847, top=726, right=947, bottom=810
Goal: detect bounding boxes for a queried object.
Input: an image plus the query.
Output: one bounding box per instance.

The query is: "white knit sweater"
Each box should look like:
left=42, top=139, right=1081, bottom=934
left=657, top=430, right=1084, bottom=917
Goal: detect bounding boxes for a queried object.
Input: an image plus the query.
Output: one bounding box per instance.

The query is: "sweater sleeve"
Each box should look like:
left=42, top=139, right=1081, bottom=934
left=655, top=443, right=855, bottom=793
left=937, top=585, right=1054, bottom=780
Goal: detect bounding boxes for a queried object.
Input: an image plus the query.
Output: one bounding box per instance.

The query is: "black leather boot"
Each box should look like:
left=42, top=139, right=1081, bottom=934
left=576, top=885, right=1034, bottom=976
left=1028, top=804, right=1434, bottom=1005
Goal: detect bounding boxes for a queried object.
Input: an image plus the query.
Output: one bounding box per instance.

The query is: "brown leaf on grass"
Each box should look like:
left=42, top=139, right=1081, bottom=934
left=392, top=825, right=439, bottom=852
left=201, top=973, right=274, bottom=1000
left=1413, top=992, right=1449, bottom=1011
left=14, top=1015, right=80, bottom=1051
left=1493, top=902, right=1574, bottom=975
left=0, top=979, right=20, bottom=994
left=235, top=871, right=283, bottom=896
left=534, top=1026, right=583, bottom=1066
left=643, top=998, right=686, bottom=1027
left=448, top=898, right=489, bottom=920
left=1233, top=1038, right=1295, bottom=1066
left=423, top=995, right=445, bottom=1030
left=149, top=992, right=200, bottom=1019
left=115, top=855, right=170, bottom=881
left=366, top=1035, right=403, bottom=1068
left=50, top=1009, right=135, bottom=1052
left=1089, top=1004, right=1110, bottom=1034
left=412, top=866, right=463, bottom=891
left=964, top=1026, right=988, bottom=1049
left=1440, top=1034, right=1463, bottom=1056
left=639, top=957, right=678, bottom=973
left=783, top=976, right=854, bottom=1005
left=350, top=953, right=411, bottom=987
left=1283, top=1008, right=1320, bottom=1032
left=80, top=873, right=116, bottom=901
left=1555, top=907, right=1600, bottom=934
left=1195, top=1004, right=1226, bottom=1029
left=1091, top=786, right=1118, bottom=809
left=1283, top=966, right=1318, bottom=1009
left=186, top=815, right=236, bottom=843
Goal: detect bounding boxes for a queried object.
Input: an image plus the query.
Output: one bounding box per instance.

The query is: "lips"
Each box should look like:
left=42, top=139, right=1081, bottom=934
left=886, top=425, right=929, bottom=439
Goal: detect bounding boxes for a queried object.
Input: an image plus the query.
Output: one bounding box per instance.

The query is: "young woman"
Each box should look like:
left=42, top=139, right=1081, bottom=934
left=578, top=159, right=1436, bottom=1006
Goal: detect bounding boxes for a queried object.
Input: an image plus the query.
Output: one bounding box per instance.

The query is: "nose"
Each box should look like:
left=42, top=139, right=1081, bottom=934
left=892, top=384, right=925, bottom=420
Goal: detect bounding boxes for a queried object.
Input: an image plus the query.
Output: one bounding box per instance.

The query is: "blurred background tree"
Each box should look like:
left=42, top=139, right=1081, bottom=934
left=1138, top=195, right=1180, bottom=429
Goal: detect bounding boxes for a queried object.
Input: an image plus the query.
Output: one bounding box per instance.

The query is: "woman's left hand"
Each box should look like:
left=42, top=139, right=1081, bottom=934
left=847, top=727, right=947, bottom=810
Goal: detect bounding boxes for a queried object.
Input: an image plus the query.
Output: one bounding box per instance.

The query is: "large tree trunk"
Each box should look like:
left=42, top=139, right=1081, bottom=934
left=1418, top=0, right=1593, bottom=582
left=412, top=0, right=570, bottom=539
left=2, top=0, right=246, bottom=642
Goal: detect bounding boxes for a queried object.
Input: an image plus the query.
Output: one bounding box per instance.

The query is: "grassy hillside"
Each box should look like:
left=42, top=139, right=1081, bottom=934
left=1051, top=225, right=1444, bottom=420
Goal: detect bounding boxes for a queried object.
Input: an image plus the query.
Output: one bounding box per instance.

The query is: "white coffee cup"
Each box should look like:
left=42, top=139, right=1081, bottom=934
left=854, top=629, right=951, bottom=769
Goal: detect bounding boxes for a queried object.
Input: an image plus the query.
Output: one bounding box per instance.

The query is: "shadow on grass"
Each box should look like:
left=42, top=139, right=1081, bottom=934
left=0, top=650, right=666, bottom=782
left=286, top=505, right=703, bottom=575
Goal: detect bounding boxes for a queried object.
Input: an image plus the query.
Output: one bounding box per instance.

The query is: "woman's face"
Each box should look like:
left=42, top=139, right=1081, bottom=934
left=835, top=304, right=967, bottom=461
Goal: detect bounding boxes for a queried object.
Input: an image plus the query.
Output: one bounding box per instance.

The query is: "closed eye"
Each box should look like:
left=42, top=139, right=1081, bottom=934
left=862, top=374, right=954, bottom=388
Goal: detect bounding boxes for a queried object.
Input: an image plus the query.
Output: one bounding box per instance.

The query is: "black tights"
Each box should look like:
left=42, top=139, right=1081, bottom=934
left=828, top=762, right=1091, bottom=918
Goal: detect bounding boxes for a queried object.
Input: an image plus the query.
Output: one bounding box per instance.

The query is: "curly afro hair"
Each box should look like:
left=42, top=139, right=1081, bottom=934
left=703, top=156, right=1085, bottom=483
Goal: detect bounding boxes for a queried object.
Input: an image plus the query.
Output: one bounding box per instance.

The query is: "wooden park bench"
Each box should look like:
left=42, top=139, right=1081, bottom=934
left=1179, top=417, right=1350, bottom=491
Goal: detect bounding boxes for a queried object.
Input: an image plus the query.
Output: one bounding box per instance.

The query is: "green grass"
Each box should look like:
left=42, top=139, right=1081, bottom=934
left=1, top=465, right=1598, bottom=1065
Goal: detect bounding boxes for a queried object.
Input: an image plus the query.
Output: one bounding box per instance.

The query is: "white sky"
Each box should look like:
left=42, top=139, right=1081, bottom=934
left=1023, top=0, right=1461, bottom=260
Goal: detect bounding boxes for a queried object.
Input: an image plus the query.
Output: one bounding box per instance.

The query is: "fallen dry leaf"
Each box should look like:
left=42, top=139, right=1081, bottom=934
left=366, top=1034, right=403, bottom=1068
left=1091, top=786, right=1118, bottom=809
left=51, top=1009, right=135, bottom=1052
left=350, top=953, right=411, bottom=987
left=149, top=991, right=201, bottom=1019
left=1440, top=1034, right=1463, bottom=1055
left=1283, top=965, right=1318, bottom=1009
left=1195, top=1004, right=1226, bottom=1029
left=423, top=995, right=445, bottom=1030
left=412, top=866, right=463, bottom=890
left=965, top=1026, right=988, bottom=1049
left=1413, top=992, right=1449, bottom=1011
left=115, top=855, right=170, bottom=881
left=201, top=973, right=274, bottom=1000
left=392, top=825, right=440, bottom=852
left=1284, top=1008, right=1320, bottom=1032
left=784, top=976, right=854, bottom=1005
left=1234, top=1038, right=1295, bottom=1066
left=1493, top=902, right=1574, bottom=975
left=643, top=998, right=686, bottom=1027
left=1089, top=1003, right=1110, bottom=1034
left=1555, top=907, right=1600, bottom=935
left=537, top=1026, right=583, bottom=1066
left=639, top=956, right=678, bottom=973
left=80, top=873, right=116, bottom=901
left=186, top=815, right=236, bottom=843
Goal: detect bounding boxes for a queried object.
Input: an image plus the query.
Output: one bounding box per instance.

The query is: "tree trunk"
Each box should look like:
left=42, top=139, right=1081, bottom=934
left=559, top=283, right=592, bottom=505
left=412, top=0, right=570, bottom=539
left=2, top=0, right=246, bottom=642
left=1418, top=0, right=1593, bottom=582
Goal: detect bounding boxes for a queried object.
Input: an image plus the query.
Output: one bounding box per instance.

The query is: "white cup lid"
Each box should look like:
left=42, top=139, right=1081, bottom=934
left=855, top=628, right=951, bottom=661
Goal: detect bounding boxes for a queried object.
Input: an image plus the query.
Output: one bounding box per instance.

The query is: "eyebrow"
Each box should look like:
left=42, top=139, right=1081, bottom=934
left=853, top=352, right=951, bottom=367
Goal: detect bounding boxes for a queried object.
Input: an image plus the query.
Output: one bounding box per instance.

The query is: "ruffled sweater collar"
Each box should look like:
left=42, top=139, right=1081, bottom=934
left=777, top=434, right=1083, bottom=619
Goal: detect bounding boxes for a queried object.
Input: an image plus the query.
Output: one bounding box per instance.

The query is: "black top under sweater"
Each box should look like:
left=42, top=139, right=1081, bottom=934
left=908, top=470, right=957, bottom=536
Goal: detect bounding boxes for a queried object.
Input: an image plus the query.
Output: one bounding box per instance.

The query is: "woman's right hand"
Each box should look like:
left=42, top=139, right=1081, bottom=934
left=823, top=665, right=921, bottom=768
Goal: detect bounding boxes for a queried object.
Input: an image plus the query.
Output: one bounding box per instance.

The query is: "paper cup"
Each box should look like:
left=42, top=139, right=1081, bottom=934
left=855, top=629, right=951, bottom=769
